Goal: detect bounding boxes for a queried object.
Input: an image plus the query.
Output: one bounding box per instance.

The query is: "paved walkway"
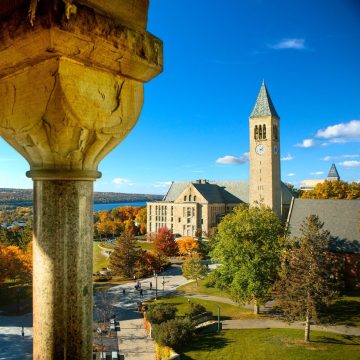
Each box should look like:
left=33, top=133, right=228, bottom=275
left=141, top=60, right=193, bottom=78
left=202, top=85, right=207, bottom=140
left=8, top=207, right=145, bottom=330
left=0, top=313, right=33, bottom=360
left=222, top=318, right=360, bottom=336
left=94, top=264, right=192, bottom=359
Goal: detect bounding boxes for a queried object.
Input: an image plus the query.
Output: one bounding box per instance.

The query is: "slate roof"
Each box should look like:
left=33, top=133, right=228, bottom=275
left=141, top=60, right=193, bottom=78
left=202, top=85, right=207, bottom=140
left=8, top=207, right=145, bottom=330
left=163, top=181, right=249, bottom=204
left=287, top=199, right=360, bottom=254
left=250, top=81, right=280, bottom=119
left=327, top=163, right=340, bottom=180
left=163, top=180, right=293, bottom=206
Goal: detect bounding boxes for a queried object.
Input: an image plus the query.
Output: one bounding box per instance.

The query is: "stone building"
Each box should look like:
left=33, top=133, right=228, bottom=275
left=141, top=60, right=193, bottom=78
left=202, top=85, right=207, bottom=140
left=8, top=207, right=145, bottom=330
left=147, top=82, right=294, bottom=237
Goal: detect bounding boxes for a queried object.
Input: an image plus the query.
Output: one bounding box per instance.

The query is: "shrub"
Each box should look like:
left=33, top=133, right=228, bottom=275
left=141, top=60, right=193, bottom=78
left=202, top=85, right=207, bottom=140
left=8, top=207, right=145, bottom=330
left=152, top=318, right=194, bottom=351
left=188, top=302, right=206, bottom=317
left=93, top=275, right=112, bottom=282
left=146, top=303, right=177, bottom=325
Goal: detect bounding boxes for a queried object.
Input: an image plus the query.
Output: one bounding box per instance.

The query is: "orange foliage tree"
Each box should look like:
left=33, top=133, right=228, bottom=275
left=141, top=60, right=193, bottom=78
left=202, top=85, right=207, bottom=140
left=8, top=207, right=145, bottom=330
left=0, top=242, right=32, bottom=283
left=301, top=180, right=360, bottom=199
left=154, top=227, right=178, bottom=257
left=177, top=237, right=199, bottom=256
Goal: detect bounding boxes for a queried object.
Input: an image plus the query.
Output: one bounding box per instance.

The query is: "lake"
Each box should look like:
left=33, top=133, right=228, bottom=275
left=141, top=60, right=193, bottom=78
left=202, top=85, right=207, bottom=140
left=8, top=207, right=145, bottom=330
left=93, top=202, right=147, bottom=211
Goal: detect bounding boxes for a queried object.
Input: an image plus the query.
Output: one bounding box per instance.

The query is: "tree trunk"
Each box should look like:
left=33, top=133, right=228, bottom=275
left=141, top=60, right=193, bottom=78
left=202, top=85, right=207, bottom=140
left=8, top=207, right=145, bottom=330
left=253, top=300, right=259, bottom=314
left=305, top=310, right=310, bottom=342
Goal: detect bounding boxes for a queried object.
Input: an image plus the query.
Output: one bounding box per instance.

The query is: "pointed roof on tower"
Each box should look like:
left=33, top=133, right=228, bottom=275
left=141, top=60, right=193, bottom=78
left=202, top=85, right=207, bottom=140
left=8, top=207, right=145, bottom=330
left=250, top=81, right=279, bottom=119
left=327, top=163, right=340, bottom=181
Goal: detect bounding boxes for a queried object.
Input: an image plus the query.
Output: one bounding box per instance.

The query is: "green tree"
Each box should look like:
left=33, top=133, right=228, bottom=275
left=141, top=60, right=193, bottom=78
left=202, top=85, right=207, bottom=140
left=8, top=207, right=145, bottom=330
left=182, top=254, right=208, bottom=286
left=109, top=232, right=140, bottom=278
left=211, top=204, right=284, bottom=313
left=274, top=215, right=339, bottom=342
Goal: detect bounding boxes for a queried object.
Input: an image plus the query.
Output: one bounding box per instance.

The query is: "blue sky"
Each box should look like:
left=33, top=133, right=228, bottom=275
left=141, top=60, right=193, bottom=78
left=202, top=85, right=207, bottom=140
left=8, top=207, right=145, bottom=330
left=0, top=0, right=359, bottom=194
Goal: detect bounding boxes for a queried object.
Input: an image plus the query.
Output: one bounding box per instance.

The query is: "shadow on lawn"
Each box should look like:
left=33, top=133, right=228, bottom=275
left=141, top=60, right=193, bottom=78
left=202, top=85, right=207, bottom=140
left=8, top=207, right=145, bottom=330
left=180, top=333, right=232, bottom=359
left=319, top=298, right=360, bottom=327
left=313, top=335, right=360, bottom=346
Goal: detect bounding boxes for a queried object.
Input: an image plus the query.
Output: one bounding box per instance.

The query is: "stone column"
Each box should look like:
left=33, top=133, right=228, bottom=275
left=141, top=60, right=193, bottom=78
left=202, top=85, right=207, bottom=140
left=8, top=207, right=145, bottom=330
left=0, top=1, right=162, bottom=358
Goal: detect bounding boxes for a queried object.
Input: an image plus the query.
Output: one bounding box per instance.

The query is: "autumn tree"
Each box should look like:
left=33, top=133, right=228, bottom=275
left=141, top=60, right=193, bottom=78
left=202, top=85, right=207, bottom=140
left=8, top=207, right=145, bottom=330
left=177, top=237, right=199, bottom=257
left=154, top=227, right=178, bottom=257
left=182, top=253, right=208, bottom=286
left=109, top=232, right=140, bottom=278
left=274, top=215, right=339, bottom=342
left=211, top=204, right=284, bottom=314
left=301, top=180, right=360, bottom=199
left=135, top=207, right=147, bottom=235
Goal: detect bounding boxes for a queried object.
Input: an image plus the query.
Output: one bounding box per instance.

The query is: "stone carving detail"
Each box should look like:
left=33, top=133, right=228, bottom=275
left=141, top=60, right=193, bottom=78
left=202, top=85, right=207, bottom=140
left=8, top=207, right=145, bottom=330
left=0, top=57, right=143, bottom=172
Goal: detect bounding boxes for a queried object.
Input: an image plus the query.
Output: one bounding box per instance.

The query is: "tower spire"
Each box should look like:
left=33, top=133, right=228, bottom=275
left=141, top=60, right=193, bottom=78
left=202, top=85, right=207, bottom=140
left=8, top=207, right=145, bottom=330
left=250, top=81, right=279, bottom=119
left=327, top=163, right=340, bottom=181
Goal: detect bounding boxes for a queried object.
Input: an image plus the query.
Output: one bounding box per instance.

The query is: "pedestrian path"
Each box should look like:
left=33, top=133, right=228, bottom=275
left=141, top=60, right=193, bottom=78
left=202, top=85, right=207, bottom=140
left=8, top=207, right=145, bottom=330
left=221, top=318, right=360, bottom=336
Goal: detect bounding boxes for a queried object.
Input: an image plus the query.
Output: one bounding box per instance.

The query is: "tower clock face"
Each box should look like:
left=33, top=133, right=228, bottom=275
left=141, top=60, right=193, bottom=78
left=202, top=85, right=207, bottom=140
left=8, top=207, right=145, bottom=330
left=255, top=144, right=265, bottom=155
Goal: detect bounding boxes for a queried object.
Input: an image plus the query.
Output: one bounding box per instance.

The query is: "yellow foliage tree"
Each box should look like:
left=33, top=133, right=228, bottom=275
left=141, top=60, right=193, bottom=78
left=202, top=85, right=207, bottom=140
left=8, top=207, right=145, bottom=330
left=301, top=180, right=360, bottom=199
left=177, top=237, right=199, bottom=256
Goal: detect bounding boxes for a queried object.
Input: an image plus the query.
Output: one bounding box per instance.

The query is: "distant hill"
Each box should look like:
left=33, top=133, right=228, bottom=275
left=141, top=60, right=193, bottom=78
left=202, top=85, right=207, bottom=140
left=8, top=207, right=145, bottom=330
left=0, top=188, right=163, bottom=207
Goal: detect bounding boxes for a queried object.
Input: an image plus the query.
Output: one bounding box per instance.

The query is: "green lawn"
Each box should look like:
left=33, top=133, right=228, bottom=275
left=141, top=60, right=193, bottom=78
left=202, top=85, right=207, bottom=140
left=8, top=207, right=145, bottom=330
left=319, top=290, right=360, bottom=327
left=136, top=241, right=154, bottom=251
left=145, top=296, right=257, bottom=320
left=181, top=329, right=360, bottom=360
left=93, top=242, right=110, bottom=273
left=177, top=278, right=232, bottom=299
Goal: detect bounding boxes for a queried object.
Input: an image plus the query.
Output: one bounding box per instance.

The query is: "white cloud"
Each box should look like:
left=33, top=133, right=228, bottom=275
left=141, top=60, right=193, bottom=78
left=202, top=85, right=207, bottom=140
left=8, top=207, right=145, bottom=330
left=316, top=120, right=360, bottom=142
left=310, top=171, right=324, bottom=175
left=338, top=160, right=360, bottom=167
left=112, top=178, right=133, bottom=186
left=216, top=153, right=249, bottom=165
left=323, top=154, right=360, bottom=161
left=295, top=139, right=315, bottom=148
left=153, top=181, right=172, bottom=188
left=287, top=173, right=295, bottom=177
left=281, top=154, right=294, bottom=161
left=269, top=38, right=306, bottom=50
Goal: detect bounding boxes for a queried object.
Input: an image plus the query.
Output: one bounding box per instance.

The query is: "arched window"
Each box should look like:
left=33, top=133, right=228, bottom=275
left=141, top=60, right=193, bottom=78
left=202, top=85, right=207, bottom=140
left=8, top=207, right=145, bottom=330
left=263, top=124, right=266, bottom=139
left=273, top=125, right=278, bottom=140
left=254, top=125, right=258, bottom=139
left=259, top=125, right=263, bottom=139
left=184, top=195, right=187, bottom=201
left=189, top=195, right=192, bottom=201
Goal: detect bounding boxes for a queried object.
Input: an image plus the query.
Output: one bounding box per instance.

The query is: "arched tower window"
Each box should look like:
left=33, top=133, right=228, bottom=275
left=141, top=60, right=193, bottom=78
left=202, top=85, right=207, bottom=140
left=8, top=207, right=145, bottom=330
left=273, top=125, right=278, bottom=140
left=259, top=125, right=263, bottom=139
left=262, top=124, right=266, bottom=139
left=254, top=125, right=258, bottom=139
left=189, top=195, right=192, bottom=201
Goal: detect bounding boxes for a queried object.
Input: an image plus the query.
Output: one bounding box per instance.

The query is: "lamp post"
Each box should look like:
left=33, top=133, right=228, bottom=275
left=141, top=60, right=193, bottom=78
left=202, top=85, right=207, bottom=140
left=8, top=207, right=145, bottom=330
left=153, top=271, right=158, bottom=300
left=217, top=306, right=221, bottom=332
left=161, top=276, right=169, bottom=295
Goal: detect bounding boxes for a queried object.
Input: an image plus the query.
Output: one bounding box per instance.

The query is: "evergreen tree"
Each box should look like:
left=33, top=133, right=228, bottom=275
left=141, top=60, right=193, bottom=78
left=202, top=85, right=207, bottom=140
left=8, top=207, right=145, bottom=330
left=109, top=232, right=140, bottom=278
left=274, top=215, right=339, bottom=342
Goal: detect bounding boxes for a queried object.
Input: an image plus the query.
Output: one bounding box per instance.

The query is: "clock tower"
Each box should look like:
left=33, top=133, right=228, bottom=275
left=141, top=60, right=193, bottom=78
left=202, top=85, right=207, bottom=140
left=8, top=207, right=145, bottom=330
left=249, top=81, right=281, bottom=217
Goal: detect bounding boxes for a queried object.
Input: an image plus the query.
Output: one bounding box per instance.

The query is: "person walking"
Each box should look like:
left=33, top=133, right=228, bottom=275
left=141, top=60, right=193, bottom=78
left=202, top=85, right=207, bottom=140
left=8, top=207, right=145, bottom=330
left=21, top=326, right=24, bottom=337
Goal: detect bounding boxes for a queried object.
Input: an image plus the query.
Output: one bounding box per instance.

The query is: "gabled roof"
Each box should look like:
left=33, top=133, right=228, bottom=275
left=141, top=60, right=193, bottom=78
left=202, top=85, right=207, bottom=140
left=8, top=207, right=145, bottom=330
left=287, top=199, right=360, bottom=254
left=163, top=181, right=249, bottom=203
left=163, top=180, right=293, bottom=205
left=250, top=81, right=280, bottom=119
left=327, top=163, right=340, bottom=180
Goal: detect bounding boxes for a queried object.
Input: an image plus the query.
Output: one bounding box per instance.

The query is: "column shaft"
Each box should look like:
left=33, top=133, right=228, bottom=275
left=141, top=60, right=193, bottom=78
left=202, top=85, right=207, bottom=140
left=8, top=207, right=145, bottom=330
left=33, top=180, right=94, bottom=360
